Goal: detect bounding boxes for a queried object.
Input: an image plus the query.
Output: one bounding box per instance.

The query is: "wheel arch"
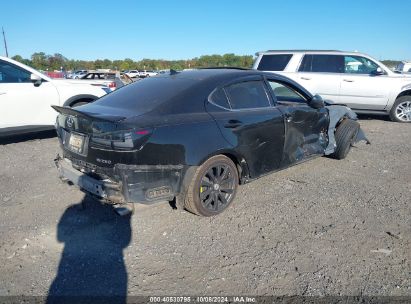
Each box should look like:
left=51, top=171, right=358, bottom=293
left=198, top=150, right=251, bottom=184
left=395, top=90, right=411, bottom=101
left=335, top=115, right=353, bottom=128
left=63, top=94, right=98, bottom=107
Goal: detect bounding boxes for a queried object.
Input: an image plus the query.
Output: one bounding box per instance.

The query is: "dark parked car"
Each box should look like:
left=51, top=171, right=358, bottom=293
left=53, top=69, right=367, bottom=216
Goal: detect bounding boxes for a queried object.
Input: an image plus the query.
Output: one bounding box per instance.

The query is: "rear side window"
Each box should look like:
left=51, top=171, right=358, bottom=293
left=209, top=88, right=230, bottom=109
left=225, top=81, right=270, bottom=109
left=299, top=54, right=344, bottom=73
left=257, top=54, right=292, bottom=71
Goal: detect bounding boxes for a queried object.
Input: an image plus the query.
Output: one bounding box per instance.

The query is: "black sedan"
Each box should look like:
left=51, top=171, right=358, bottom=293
left=53, top=68, right=367, bottom=216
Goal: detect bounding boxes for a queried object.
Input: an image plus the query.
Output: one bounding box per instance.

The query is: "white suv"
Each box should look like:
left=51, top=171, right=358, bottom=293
left=0, top=56, right=109, bottom=136
left=125, top=70, right=140, bottom=78
left=253, top=50, right=411, bottom=122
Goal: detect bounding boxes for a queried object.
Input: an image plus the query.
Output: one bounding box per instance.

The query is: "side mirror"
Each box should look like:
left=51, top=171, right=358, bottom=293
left=309, top=94, right=324, bottom=109
left=30, top=73, right=43, bottom=86
left=371, top=67, right=385, bottom=76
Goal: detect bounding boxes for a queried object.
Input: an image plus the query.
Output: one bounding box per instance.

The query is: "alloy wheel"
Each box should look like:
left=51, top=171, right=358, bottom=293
left=395, top=100, right=411, bottom=122
left=199, top=164, right=236, bottom=212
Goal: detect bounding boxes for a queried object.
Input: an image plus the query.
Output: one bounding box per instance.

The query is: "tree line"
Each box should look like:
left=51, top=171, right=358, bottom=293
left=10, top=52, right=401, bottom=72
left=11, top=52, right=255, bottom=72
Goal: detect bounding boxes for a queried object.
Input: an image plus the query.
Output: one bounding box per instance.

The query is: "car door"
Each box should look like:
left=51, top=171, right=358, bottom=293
left=266, top=79, right=329, bottom=168
left=0, top=59, right=59, bottom=129
left=205, top=76, right=285, bottom=178
left=294, top=54, right=344, bottom=103
left=339, top=55, right=391, bottom=110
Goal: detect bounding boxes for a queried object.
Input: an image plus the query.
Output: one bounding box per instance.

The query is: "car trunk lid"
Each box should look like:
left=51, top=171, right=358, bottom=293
left=53, top=106, right=153, bottom=156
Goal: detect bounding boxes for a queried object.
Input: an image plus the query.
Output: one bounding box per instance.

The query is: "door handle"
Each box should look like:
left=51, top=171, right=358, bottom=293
left=300, top=77, right=311, bottom=80
left=343, top=79, right=354, bottom=82
left=224, top=120, right=243, bottom=128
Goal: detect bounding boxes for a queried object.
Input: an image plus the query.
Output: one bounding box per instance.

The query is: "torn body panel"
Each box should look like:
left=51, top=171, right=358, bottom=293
left=277, top=104, right=329, bottom=167
left=55, top=155, right=186, bottom=205
left=325, top=105, right=370, bottom=155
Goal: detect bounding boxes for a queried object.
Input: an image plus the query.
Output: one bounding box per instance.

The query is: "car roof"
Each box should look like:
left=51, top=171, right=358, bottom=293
left=256, top=50, right=367, bottom=56
left=158, top=68, right=261, bottom=80
left=156, top=68, right=313, bottom=98
left=264, top=49, right=343, bottom=53
left=162, top=68, right=299, bottom=84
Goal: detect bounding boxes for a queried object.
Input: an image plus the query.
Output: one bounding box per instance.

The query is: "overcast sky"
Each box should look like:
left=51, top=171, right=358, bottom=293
left=2, top=0, right=410, bottom=60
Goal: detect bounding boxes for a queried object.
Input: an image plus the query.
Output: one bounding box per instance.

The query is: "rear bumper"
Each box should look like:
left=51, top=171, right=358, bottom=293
left=55, top=156, right=184, bottom=204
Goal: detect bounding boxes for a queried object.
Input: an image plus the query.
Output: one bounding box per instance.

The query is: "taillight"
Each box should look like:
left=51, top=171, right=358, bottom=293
left=135, top=130, right=150, bottom=135
left=90, top=128, right=153, bottom=151
left=108, top=82, right=116, bottom=88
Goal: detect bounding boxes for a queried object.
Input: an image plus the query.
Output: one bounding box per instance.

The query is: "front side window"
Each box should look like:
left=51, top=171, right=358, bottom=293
left=299, top=54, right=344, bottom=73
left=224, top=81, right=270, bottom=109
left=344, top=56, right=380, bottom=74
left=268, top=81, right=307, bottom=103
left=0, top=61, right=31, bottom=83
left=257, top=54, right=292, bottom=71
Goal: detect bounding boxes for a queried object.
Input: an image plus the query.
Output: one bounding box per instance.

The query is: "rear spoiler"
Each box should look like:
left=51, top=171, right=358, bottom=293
left=51, top=105, right=126, bottom=122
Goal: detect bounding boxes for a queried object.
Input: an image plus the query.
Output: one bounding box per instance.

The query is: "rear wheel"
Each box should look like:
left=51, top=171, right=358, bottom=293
left=332, top=119, right=360, bottom=160
left=389, top=96, right=411, bottom=123
left=184, top=155, right=238, bottom=216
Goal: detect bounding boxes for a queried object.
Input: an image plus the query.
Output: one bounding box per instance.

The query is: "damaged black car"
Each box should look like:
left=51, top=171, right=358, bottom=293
left=53, top=68, right=368, bottom=216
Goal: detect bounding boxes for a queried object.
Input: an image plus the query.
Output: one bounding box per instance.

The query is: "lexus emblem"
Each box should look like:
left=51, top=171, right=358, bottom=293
left=66, top=116, right=75, bottom=129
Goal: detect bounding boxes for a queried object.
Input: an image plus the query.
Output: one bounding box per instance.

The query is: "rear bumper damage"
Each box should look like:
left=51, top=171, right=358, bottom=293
left=55, top=155, right=184, bottom=205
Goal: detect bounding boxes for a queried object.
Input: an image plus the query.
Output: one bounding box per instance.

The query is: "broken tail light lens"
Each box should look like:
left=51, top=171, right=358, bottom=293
left=90, top=128, right=153, bottom=151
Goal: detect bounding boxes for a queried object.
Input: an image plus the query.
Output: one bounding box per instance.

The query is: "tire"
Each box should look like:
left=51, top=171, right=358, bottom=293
left=389, top=96, right=411, bottom=123
left=332, top=119, right=360, bottom=160
left=184, top=155, right=239, bottom=216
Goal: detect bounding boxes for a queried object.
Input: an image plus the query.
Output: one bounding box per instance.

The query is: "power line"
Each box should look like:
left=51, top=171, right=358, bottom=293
left=2, top=26, right=9, bottom=57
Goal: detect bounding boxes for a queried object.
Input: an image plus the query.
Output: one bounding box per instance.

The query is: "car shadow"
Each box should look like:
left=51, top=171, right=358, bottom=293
left=356, top=113, right=391, bottom=122
left=47, top=195, right=131, bottom=303
left=0, top=130, right=57, bottom=145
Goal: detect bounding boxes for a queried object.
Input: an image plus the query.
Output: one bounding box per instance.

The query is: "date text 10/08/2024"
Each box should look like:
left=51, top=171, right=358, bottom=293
left=149, top=296, right=256, bottom=303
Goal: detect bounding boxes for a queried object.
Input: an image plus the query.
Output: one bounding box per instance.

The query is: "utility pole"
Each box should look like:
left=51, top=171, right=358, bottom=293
left=2, top=27, right=9, bottom=57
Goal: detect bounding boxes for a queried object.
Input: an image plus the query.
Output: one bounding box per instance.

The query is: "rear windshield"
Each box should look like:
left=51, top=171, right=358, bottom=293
left=257, top=54, right=292, bottom=71
left=94, top=76, right=196, bottom=115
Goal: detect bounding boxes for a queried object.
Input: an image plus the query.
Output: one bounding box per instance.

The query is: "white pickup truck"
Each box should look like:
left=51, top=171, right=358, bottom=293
left=0, top=56, right=109, bottom=136
left=253, top=50, right=411, bottom=122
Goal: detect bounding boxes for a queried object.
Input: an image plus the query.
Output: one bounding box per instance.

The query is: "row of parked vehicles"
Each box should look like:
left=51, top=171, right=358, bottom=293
left=123, top=70, right=159, bottom=78
left=66, top=69, right=160, bottom=80
left=1, top=49, right=410, bottom=217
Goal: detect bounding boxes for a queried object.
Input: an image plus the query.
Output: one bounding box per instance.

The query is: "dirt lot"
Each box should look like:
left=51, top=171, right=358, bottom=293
left=0, top=117, right=410, bottom=298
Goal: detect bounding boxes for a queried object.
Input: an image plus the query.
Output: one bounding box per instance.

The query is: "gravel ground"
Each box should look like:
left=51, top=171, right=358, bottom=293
left=0, top=117, right=410, bottom=298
